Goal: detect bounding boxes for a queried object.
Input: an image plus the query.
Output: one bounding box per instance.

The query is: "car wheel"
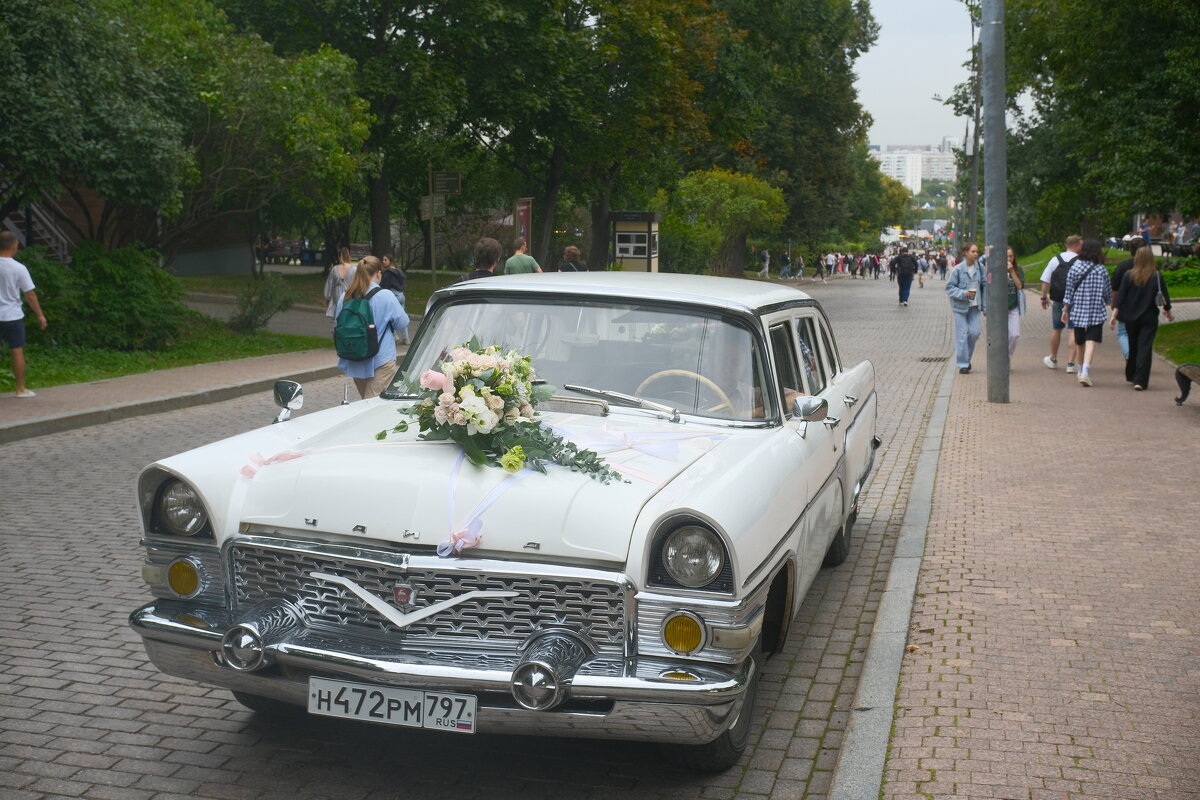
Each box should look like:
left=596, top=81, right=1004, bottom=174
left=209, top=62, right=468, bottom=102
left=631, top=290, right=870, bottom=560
left=231, top=691, right=301, bottom=717
left=821, top=512, right=854, bottom=567
left=662, top=639, right=762, bottom=772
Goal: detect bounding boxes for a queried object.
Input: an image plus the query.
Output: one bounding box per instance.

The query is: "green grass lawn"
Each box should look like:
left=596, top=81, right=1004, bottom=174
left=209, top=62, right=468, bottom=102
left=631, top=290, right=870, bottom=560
left=0, top=312, right=330, bottom=392
left=1155, top=317, right=1200, bottom=366
left=177, top=268, right=462, bottom=316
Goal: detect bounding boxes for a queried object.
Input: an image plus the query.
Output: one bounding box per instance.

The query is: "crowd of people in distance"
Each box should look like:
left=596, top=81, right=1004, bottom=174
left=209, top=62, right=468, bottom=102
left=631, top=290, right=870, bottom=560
left=754, top=233, right=1177, bottom=390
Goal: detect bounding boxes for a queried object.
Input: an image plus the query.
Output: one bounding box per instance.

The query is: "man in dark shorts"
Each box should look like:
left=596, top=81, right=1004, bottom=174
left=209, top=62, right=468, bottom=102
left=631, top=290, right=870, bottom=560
left=0, top=231, right=48, bottom=398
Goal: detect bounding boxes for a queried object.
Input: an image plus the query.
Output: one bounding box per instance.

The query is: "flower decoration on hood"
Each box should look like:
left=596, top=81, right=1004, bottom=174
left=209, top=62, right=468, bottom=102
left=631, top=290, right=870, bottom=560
left=378, top=338, right=624, bottom=484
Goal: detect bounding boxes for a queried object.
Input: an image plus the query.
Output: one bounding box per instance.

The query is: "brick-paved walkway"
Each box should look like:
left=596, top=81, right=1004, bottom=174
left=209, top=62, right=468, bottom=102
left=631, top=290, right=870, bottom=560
left=883, top=297, right=1200, bottom=800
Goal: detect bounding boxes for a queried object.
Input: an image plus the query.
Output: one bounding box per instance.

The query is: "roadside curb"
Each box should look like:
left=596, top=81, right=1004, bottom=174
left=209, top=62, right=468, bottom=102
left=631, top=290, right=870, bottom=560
left=826, top=358, right=957, bottom=800
left=0, top=364, right=341, bottom=445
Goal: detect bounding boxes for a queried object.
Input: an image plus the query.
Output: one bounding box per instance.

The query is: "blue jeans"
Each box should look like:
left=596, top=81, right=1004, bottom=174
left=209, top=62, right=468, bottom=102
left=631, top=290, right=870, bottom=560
left=898, top=274, right=914, bottom=303
left=1116, top=321, right=1129, bottom=360
left=953, top=307, right=982, bottom=368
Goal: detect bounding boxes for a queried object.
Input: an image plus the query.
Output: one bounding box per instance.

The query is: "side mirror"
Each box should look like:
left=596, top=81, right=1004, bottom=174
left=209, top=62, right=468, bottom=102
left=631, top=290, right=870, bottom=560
left=272, top=380, right=304, bottom=424
left=793, top=396, right=828, bottom=422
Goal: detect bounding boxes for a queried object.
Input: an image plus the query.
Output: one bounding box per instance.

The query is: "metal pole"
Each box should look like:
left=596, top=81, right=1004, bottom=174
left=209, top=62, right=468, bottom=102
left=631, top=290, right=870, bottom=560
left=427, top=162, right=436, bottom=294
left=968, top=17, right=982, bottom=245
left=982, top=0, right=1009, bottom=402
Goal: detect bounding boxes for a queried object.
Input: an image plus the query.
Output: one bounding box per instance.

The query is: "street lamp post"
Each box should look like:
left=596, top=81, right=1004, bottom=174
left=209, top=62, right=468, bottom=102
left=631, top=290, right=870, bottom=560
left=982, top=0, right=1008, bottom=402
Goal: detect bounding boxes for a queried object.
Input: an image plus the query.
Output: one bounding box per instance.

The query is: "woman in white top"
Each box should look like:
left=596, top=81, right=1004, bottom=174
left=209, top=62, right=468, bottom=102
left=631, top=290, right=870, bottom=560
left=323, top=247, right=357, bottom=323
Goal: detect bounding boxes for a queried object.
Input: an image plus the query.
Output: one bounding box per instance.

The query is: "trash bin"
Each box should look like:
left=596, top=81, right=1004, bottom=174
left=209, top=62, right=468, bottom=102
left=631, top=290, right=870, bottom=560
left=300, top=249, right=317, bottom=265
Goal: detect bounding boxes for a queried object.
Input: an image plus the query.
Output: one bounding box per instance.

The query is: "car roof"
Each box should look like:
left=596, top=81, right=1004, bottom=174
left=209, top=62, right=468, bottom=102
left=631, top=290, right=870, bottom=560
left=438, top=271, right=814, bottom=315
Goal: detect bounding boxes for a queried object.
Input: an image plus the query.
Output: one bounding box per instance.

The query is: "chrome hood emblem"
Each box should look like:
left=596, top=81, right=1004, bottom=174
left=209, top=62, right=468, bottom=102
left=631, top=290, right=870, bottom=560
left=311, top=572, right=517, bottom=629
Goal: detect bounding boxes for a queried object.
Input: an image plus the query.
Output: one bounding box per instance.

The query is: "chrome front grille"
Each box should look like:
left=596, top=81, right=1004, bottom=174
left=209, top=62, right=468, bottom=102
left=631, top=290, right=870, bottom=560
left=229, top=543, right=627, bottom=656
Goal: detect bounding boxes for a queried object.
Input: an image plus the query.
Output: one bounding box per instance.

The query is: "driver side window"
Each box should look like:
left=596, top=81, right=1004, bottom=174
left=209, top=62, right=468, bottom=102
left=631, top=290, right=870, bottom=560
left=768, top=323, right=803, bottom=413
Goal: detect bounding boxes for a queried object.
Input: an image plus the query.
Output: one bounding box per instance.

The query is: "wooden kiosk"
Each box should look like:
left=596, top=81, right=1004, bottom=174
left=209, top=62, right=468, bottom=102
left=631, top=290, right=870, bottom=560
left=609, top=211, right=661, bottom=272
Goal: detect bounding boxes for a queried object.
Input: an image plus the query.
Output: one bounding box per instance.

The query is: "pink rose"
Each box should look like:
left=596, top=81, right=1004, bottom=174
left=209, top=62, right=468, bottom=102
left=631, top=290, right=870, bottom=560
left=419, top=370, right=447, bottom=391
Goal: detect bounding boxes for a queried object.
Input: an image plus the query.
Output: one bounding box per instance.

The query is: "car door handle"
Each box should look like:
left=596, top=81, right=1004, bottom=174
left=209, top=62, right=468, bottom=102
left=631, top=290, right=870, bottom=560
left=822, top=416, right=841, bottom=428
left=844, top=395, right=858, bottom=407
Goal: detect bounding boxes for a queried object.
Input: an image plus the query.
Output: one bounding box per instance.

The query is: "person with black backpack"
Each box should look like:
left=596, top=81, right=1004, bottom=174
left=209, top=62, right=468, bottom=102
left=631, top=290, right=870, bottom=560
left=333, top=256, right=409, bottom=399
left=1038, top=234, right=1083, bottom=372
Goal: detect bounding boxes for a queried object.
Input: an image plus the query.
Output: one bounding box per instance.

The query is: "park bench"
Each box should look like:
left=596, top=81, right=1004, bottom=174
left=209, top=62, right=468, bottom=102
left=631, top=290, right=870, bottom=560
left=1175, top=363, right=1200, bottom=406
left=264, top=239, right=302, bottom=265
left=348, top=243, right=373, bottom=260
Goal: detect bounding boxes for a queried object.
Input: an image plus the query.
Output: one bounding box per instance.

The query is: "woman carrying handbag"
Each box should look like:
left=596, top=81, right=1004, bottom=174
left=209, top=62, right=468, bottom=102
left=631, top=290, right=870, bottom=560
left=1110, top=246, right=1174, bottom=390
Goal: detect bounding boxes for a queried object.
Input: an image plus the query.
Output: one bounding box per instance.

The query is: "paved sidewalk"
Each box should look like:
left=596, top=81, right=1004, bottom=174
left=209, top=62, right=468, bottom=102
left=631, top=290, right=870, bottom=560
left=0, top=349, right=340, bottom=444
left=879, top=304, right=1200, bottom=799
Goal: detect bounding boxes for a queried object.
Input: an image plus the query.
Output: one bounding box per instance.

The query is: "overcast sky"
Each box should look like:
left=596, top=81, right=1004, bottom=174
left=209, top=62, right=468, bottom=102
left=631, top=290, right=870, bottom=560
left=854, top=0, right=974, bottom=147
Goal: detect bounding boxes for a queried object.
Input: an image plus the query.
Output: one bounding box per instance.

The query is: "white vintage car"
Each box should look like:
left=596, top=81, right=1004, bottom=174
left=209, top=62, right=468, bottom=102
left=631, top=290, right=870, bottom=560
left=130, top=272, right=879, bottom=769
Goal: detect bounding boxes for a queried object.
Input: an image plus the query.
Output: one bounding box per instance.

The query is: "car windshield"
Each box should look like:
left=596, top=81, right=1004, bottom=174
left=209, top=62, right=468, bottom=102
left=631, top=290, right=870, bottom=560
left=399, top=297, right=771, bottom=421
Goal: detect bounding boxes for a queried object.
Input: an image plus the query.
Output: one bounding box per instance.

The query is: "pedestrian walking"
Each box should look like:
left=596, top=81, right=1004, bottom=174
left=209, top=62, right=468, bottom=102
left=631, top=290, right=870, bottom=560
left=1060, top=238, right=1112, bottom=387
left=812, top=253, right=828, bottom=283
left=779, top=251, right=792, bottom=279
left=945, top=243, right=984, bottom=373
left=334, top=256, right=409, bottom=399
left=324, top=247, right=357, bottom=325
left=1110, top=245, right=1173, bottom=390
left=1038, top=235, right=1083, bottom=372
left=1004, top=247, right=1026, bottom=357
left=757, top=248, right=771, bottom=279
left=0, top=231, right=48, bottom=398
left=794, top=253, right=805, bottom=280
left=1108, top=238, right=1144, bottom=361
left=504, top=237, right=542, bottom=274
left=556, top=245, right=587, bottom=272
left=378, top=254, right=409, bottom=345
left=891, top=246, right=919, bottom=306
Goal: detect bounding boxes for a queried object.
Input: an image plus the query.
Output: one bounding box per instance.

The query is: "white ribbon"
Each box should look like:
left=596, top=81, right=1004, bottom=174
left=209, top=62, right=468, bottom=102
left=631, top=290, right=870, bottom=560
left=437, top=451, right=535, bottom=557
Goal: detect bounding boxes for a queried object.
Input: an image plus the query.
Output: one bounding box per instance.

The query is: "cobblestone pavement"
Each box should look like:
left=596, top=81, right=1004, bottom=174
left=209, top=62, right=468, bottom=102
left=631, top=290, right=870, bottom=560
left=882, top=292, right=1200, bottom=800
left=0, top=274, right=961, bottom=800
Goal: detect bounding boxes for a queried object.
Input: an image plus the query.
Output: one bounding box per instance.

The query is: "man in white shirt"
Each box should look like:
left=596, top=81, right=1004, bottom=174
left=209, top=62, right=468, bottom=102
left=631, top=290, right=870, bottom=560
left=0, top=231, right=48, bottom=397
left=1038, top=234, right=1082, bottom=372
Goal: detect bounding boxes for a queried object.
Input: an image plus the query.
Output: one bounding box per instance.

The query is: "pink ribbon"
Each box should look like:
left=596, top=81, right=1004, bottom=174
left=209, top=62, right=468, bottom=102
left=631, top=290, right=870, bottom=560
left=239, top=450, right=305, bottom=479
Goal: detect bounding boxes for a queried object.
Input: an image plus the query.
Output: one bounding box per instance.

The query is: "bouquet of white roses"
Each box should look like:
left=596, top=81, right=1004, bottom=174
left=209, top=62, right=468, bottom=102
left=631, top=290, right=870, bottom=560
left=379, top=339, right=623, bottom=484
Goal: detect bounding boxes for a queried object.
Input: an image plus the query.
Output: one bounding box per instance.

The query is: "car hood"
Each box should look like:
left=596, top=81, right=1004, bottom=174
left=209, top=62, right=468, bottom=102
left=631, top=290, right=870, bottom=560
left=234, top=403, right=733, bottom=564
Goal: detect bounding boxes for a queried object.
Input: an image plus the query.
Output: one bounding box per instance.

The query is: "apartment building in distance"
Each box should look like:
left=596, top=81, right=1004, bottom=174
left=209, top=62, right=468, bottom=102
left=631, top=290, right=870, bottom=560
left=869, top=137, right=960, bottom=195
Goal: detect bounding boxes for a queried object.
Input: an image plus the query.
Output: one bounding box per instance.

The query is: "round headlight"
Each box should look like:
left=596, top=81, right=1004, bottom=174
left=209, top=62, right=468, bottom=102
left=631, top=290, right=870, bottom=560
left=662, top=526, right=724, bottom=588
left=158, top=481, right=208, bottom=536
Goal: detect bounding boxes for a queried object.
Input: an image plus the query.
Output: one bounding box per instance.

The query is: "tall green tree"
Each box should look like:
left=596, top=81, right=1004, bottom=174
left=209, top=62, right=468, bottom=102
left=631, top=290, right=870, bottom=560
left=0, top=0, right=371, bottom=262
left=656, top=168, right=786, bottom=276
left=217, top=0, right=470, bottom=258
left=0, top=0, right=190, bottom=218
left=1003, top=0, right=1200, bottom=235
left=689, top=0, right=879, bottom=249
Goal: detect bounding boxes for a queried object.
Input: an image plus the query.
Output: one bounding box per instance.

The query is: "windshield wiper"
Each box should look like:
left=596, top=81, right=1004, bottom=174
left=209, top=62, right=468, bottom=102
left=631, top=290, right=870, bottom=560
left=563, top=384, right=680, bottom=423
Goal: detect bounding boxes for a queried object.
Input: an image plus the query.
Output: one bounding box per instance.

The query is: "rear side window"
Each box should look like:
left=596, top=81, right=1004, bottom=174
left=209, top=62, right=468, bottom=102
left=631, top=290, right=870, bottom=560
left=797, top=318, right=826, bottom=393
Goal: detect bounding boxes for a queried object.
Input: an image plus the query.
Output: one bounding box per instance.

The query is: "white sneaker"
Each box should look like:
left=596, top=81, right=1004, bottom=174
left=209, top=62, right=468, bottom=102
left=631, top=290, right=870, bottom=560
left=15, top=390, right=36, bottom=398
left=1043, top=356, right=1058, bottom=369
left=1065, top=363, right=1078, bottom=374
left=1078, top=372, right=1092, bottom=386
left=1133, top=384, right=1145, bottom=391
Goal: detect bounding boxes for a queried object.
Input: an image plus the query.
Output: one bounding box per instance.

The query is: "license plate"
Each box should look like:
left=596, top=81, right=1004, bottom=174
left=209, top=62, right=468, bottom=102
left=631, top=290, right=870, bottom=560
left=307, top=677, right=477, bottom=734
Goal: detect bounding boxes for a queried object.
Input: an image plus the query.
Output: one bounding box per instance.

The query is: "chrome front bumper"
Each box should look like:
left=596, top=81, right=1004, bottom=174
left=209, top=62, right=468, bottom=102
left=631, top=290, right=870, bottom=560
left=130, top=601, right=752, bottom=744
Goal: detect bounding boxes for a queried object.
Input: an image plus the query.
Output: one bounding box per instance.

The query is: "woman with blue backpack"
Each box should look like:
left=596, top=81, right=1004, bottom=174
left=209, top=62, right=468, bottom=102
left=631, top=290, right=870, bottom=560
left=333, top=256, right=410, bottom=399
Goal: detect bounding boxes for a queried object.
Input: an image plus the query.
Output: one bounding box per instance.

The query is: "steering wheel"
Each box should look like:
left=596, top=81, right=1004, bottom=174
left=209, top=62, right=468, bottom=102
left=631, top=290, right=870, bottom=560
left=636, top=369, right=735, bottom=414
